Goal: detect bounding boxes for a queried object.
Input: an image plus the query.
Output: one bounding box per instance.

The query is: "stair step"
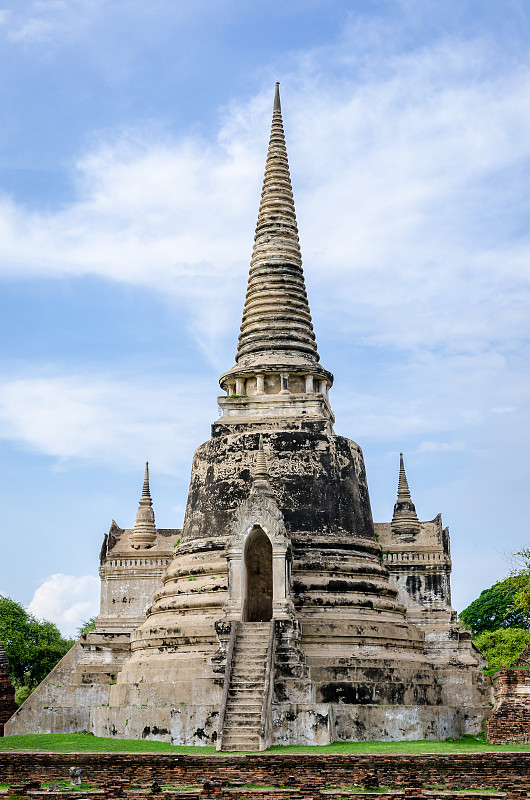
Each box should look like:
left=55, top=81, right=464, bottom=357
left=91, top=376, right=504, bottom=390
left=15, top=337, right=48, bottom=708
left=230, top=685, right=264, bottom=691
left=231, top=672, right=265, bottom=677
left=233, top=651, right=267, bottom=657
left=225, top=711, right=261, bottom=718
left=234, top=642, right=267, bottom=647
left=220, top=622, right=273, bottom=750
left=229, top=685, right=262, bottom=692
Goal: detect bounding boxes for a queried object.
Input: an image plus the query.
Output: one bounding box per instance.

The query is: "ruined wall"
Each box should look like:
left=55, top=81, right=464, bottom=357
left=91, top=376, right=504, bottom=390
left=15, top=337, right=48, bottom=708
left=3, top=751, right=530, bottom=789
left=0, top=668, right=16, bottom=736
left=487, top=668, right=530, bottom=743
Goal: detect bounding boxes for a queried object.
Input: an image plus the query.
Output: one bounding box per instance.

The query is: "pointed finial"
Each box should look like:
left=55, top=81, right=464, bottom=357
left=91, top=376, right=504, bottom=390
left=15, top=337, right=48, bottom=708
left=142, top=461, right=151, bottom=498
left=129, top=461, right=157, bottom=549
left=391, top=452, right=420, bottom=536
left=274, top=82, right=281, bottom=112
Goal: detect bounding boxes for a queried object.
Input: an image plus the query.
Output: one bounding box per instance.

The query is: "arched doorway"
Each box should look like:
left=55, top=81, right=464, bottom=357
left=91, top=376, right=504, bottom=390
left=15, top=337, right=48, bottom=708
left=243, top=526, right=273, bottom=622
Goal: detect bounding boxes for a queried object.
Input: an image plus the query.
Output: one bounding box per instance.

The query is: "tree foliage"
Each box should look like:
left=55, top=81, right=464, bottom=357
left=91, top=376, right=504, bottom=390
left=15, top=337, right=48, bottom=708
left=77, top=617, right=96, bottom=637
left=459, top=578, right=530, bottom=635
left=0, top=596, right=74, bottom=696
left=508, top=548, right=530, bottom=614
left=474, top=627, right=530, bottom=673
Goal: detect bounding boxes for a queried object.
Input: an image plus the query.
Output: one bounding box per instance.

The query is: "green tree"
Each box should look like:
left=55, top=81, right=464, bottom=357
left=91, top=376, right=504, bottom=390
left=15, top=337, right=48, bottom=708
left=77, top=617, right=96, bottom=637
left=508, top=548, right=530, bottom=613
left=474, top=627, right=530, bottom=673
left=0, top=596, right=74, bottom=699
left=459, top=578, right=530, bottom=635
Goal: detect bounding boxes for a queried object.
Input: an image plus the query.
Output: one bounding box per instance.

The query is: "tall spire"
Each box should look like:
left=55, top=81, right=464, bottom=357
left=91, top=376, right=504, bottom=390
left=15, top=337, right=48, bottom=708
left=220, top=84, right=332, bottom=398
left=391, top=453, right=420, bottom=536
left=129, top=462, right=157, bottom=549
left=218, top=84, right=334, bottom=431
left=236, top=81, right=320, bottom=367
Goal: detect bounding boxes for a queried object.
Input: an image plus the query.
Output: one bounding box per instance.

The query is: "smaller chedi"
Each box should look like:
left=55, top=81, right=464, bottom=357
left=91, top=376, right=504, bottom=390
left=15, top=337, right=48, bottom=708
left=6, top=84, right=492, bottom=747
left=0, top=642, right=16, bottom=736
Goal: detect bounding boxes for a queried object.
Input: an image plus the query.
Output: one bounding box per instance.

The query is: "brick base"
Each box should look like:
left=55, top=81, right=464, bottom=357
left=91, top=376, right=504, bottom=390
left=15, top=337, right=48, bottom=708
left=0, top=672, right=16, bottom=737
left=1, top=752, right=530, bottom=790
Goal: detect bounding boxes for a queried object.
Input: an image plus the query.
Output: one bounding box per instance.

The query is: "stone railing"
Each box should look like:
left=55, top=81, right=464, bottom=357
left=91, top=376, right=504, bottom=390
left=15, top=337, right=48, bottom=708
left=383, top=551, right=449, bottom=563
left=259, top=619, right=276, bottom=751
left=215, top=621, right=237, bottom=752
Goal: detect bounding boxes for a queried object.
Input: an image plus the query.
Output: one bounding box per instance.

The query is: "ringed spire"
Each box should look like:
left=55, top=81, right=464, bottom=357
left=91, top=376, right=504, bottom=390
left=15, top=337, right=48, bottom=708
left=391, top=453, right=420, bottom=536
left=129, top=461, right=157, bottom=549
left=220, top=83, right=332, bottom=392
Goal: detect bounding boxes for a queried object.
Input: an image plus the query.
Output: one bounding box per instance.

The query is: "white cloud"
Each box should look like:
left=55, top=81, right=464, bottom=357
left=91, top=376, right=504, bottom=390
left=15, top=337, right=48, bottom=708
left=0, top=370, right=215, bottom=473
left=414, top=441, right=465, bottom=455
left=28, top=573, right=99, bottom=637
left=7, top=15, right=53, bottom=42
left=3, top=0, right=108, bottom=46
left=0, top=32, right=529, bottom=363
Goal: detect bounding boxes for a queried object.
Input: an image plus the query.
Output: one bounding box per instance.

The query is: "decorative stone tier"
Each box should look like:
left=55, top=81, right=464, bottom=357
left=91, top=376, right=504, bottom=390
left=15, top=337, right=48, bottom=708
left=220, top=364, right=333, bottom=398
left=217, top=391, right=334, bottom=428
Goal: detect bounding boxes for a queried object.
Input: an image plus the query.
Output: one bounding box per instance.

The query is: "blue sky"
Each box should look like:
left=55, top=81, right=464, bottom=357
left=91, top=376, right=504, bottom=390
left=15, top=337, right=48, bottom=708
left=1, top=0, right=530, bottom=635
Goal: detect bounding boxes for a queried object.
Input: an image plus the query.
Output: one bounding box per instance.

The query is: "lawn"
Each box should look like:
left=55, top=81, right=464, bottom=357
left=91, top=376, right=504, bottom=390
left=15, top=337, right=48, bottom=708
left=2, top=733, right=530, bottom=754
left=0, top=733, right=215, bottom=753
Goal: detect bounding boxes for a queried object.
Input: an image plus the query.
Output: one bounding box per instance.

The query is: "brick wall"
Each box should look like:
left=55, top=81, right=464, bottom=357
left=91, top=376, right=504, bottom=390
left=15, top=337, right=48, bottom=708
left=0, top=790, right=514, bottom=800
left=2, top=752, right=530, bottom=789
left=0, top=671, right=16, bottom=737
left=487, top=669, right=530, bottom=744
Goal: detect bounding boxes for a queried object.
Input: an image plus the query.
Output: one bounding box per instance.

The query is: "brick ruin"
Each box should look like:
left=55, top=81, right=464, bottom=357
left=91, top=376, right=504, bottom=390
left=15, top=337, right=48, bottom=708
left=487, top=667, right=530, bottom=744
left=2, top=751, right=530, bottom=792
left=5, top=83, right=492, bottom=747
left=0, top=642, right=16, bottom=736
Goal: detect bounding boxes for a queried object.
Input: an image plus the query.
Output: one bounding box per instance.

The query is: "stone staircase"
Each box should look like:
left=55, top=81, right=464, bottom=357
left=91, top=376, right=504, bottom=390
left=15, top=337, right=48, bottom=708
left=220, top=622, right=271, bottom=751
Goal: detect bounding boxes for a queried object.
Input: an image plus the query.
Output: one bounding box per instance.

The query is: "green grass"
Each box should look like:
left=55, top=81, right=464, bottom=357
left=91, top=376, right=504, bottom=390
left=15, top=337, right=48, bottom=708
left=2, top=732, right=530, bottom=754
left=0, top=733, right=215, bottom=753
left=267, top=736, right=530, bottom=753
